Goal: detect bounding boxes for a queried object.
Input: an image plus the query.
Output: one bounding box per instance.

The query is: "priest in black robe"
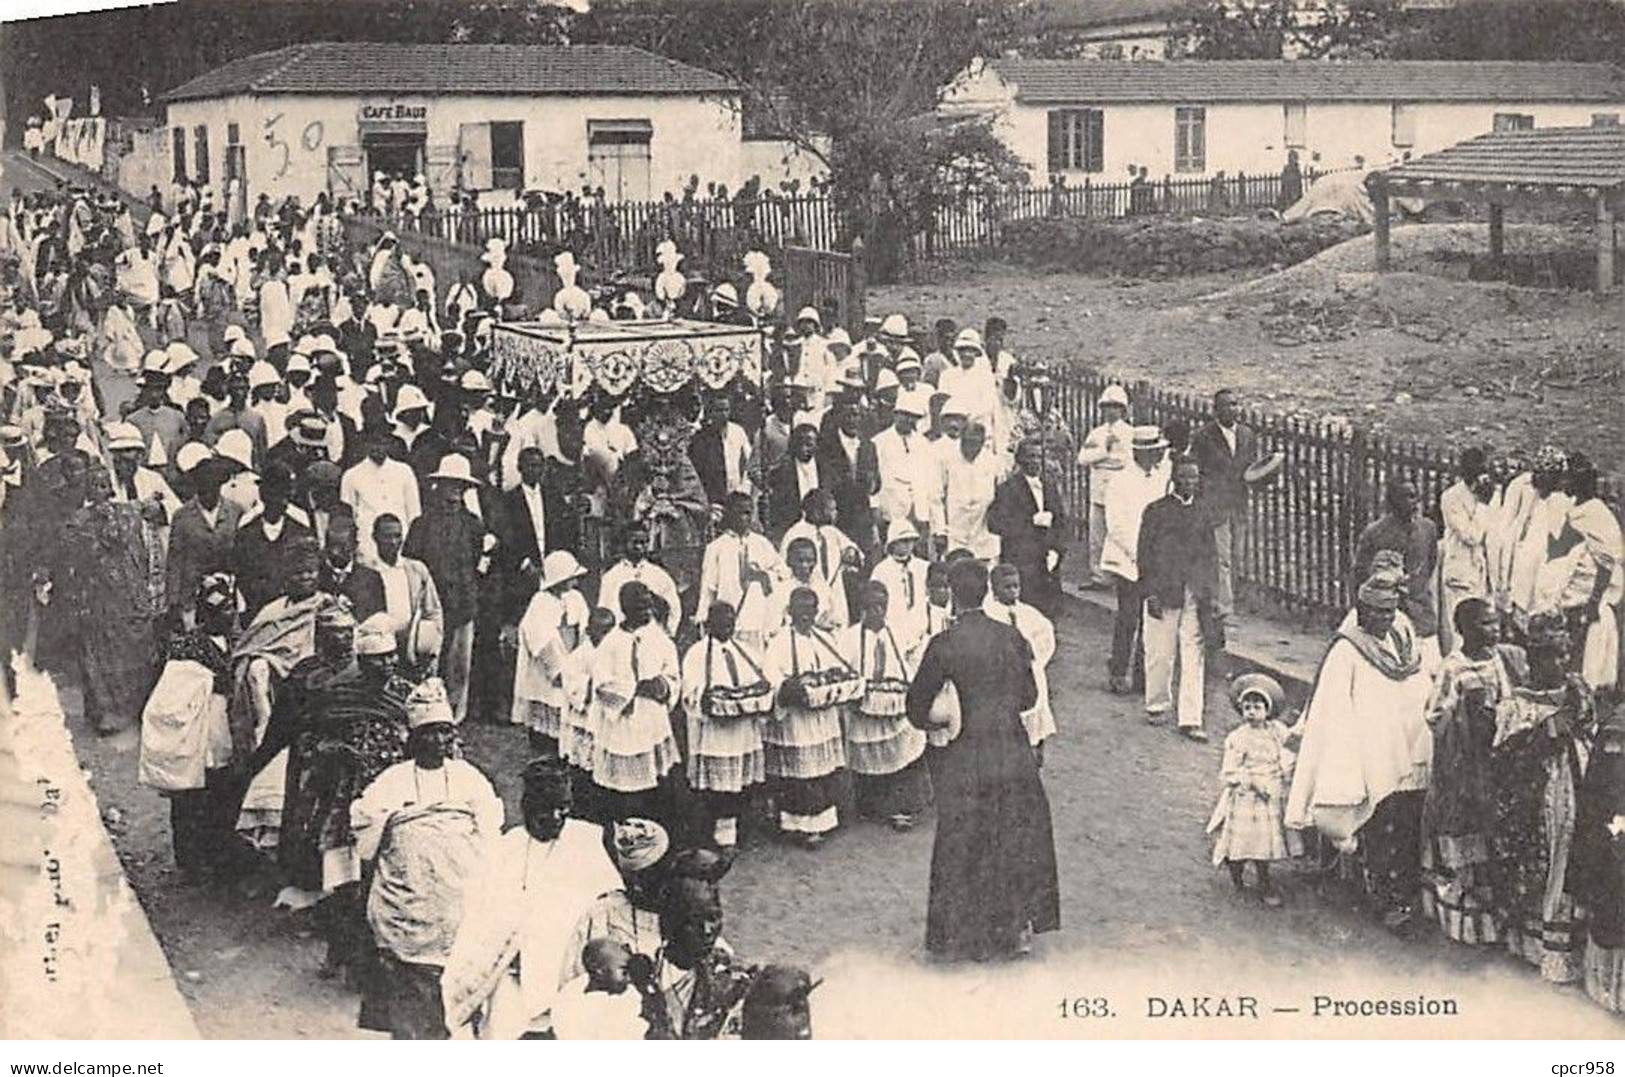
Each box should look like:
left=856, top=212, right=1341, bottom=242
left=906, top=559, right=1061, bottom=961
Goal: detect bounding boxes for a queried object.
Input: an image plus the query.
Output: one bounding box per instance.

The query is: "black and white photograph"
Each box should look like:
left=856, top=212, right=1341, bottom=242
left=0, top=0, right=1621, bottom=1051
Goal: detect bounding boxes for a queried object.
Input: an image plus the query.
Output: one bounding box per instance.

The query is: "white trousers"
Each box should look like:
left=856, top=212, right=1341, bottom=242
left=1087, top=502, right=1108, bottom=583
left=1143, top=587, right=1205, bottom=729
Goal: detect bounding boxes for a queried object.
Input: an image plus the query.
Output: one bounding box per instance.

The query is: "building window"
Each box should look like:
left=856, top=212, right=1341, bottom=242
left=227, top=122, right=240, bottom=144
left=1097, top=43, right=1124, bottom=59
left=1046, top=108, right=1104, bottom=173
left=193, top=125, right=210, bottom=184
left=1391, top=103, right=1415, bottom=147
left=1283, top=102, right=1307, bottom=148
left=1594, top=113, right=1622, bottom=127
left=490, top=121, right=524, bottom=190
left=1493, top=113, right=1535, bottom=132
left=1174, top=106, right=1205, bottom=173
left=172, top=126, right=187, bottom=183
left=588, top=119, right=653, bottom=202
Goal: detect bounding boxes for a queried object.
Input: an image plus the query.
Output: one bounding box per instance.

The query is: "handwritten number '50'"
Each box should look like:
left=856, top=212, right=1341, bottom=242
left=263, top=114, right=325, bottom=178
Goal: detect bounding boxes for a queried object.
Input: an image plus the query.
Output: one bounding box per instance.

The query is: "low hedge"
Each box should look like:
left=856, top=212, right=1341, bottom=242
left=995, top=213, right=1369, bottom=277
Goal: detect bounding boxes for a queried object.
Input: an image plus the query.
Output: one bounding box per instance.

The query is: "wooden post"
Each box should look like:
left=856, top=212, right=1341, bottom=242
left=1488, top=202, right=1504, bottom=270
left=846, top=236, right=867, bottom=337
left=1371, top=174, right=1392, bottom=270
left=1596, top=193, right=1615, bottom=294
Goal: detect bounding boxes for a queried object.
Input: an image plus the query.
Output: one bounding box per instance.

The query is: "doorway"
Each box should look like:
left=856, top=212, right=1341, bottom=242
left=363, top=133, right=425, bottom=183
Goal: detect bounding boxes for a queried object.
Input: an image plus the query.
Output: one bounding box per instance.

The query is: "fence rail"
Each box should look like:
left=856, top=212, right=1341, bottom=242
left=1048, top=367, right=1617, bottom=624
left=376, top=167, right=1326, bottom=278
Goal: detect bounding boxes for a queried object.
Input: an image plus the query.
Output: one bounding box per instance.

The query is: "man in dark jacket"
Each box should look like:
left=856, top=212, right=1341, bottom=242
left=815, top=399, right=878, bottom=552
left=165, top=456, right=242, bottom=630
left=988, top=438, right=1067, bottom=617
left=318, top=520, right=386, bottom=621
left=232, top=462, right=313, bottom=621
left=764, top=424, right=823, bottom=541
left=1189, top=388, right=1263, bottom=635
left=404, top=454, right=486, bottom=722
left=1136, top=456, right=1219, bottom=741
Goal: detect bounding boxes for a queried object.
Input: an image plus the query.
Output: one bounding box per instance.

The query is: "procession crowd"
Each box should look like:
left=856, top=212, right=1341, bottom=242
left=0, top=176, right=1066, bottom=1040
left=1, top=166, right=1621, bottom=1039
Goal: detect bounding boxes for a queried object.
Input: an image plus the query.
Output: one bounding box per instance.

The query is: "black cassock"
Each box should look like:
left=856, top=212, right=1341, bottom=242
left=906, top=612, right=1061, bottom=959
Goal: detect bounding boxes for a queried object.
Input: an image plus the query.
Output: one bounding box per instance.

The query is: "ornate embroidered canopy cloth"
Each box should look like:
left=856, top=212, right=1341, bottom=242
left=488, top=318, right=766, bottom=399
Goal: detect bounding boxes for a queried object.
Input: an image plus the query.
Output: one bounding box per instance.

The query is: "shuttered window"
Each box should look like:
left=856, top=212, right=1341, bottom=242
left=1493, top=113, right=1535, bottom=132
left=1046, top=108, right=1104, bottom=173
left=172, top=126, right=187, bottom=183
left=1391, top=103, right=1416, bottom=147
left=1283, top=102, right=1307, bottom=148
left=193, top=125, right=210, bottom=184
left=1174, top=106, right=1205, bottom=173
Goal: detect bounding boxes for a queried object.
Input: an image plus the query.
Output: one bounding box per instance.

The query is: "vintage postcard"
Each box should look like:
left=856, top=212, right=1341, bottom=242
left=0, top=0, right=1621, bottom=1050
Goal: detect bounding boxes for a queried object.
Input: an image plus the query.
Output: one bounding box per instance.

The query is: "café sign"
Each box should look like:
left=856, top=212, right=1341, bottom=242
left=359, top=103, right=428, bottom=123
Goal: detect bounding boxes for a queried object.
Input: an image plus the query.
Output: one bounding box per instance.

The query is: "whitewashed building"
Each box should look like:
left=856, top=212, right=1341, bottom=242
left=158, top=42, right=761, bottom=207
left=941, top=58, right=1625, bottom=181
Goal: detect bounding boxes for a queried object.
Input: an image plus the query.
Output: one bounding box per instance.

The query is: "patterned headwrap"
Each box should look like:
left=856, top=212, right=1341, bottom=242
left=1356, top=570, right=1403, bottom=610
left=196, top=573, right=235, bottom=612
left=1369, top=549, right=1405, bottom=576
left=1532, top=444, right=1569, bottom=474
left=611, top=818, right=670, bottom=873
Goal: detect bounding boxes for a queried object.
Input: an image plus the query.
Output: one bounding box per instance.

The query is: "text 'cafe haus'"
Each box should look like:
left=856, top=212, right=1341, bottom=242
left=159, top=41, right=751, bottom=207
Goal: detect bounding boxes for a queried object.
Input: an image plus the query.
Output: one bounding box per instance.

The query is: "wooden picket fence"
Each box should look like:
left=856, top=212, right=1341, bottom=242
left=1047, top=367, right=1618, bottom=623
left=372, top=167, right=1325, bottom=279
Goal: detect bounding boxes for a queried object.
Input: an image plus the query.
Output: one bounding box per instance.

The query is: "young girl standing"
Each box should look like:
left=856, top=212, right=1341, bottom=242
left=1208, top=673, right=1299, bottom=907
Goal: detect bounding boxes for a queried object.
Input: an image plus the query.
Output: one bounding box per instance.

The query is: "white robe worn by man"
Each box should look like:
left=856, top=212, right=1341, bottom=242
left=1285, top=603, right=1433, bottom=848
left=441, top=811, right=621, bottom=1039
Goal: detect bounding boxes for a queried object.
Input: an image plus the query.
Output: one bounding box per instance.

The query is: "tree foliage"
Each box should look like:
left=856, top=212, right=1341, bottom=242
left=1166, top=0, right=1406, bottom=60
left=1164, top=0, right=1625, bottom=61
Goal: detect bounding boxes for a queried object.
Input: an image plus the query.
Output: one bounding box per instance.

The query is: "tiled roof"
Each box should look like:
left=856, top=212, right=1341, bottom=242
left=1381, top=125, right=1625, bottom=190
left=162, top=43, right=736, bottom=103
left=988, top=59, right=1625, bottom=104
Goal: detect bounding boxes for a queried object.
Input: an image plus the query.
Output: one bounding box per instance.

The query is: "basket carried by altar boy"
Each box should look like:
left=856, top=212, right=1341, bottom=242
left=700, top=637, right=776, bottom=720
left=779, top=630, right=865, bottom=710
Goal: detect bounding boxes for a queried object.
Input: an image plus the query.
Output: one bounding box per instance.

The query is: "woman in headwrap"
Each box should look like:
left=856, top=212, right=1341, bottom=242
left=1492, top=613, right=1597, bottom=984
left=278, top=610, right=413, bottom=980
left=64, top=463, right=163, bottom=738
left=1567, top=702, right=1625, bottom=1014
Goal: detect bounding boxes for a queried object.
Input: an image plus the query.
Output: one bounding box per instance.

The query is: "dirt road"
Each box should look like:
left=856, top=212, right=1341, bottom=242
left=61, top=601, right=1619, bottom=1038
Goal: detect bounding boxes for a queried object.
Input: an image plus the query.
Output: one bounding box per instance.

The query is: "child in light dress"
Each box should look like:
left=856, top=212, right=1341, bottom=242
left=551, top=939, right=650, bottom=1040
left=1207, top=673, right=1301, bottom=907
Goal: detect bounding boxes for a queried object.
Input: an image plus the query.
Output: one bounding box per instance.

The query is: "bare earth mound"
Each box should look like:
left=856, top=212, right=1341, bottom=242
left=875, top=224, right=1621, bottom=478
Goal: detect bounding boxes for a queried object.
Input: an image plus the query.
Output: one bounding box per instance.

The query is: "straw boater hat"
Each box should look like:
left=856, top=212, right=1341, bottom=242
left=1229, top=672, right=1285, bottom=717
left=1131, top=425, right=1169, bottom=451
left=289, top=415, right=329, bottom=449
left=406, top=677, right=457, bottom=729
left=539, top=550, right=588, bottom=592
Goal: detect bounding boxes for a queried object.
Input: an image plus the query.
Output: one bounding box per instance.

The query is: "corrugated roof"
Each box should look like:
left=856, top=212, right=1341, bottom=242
left=1381, top=125, right=1625, bottom=190
left=162, top=42, right=736, bottom=103
left=988, top=59, right=1625, bottom=104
